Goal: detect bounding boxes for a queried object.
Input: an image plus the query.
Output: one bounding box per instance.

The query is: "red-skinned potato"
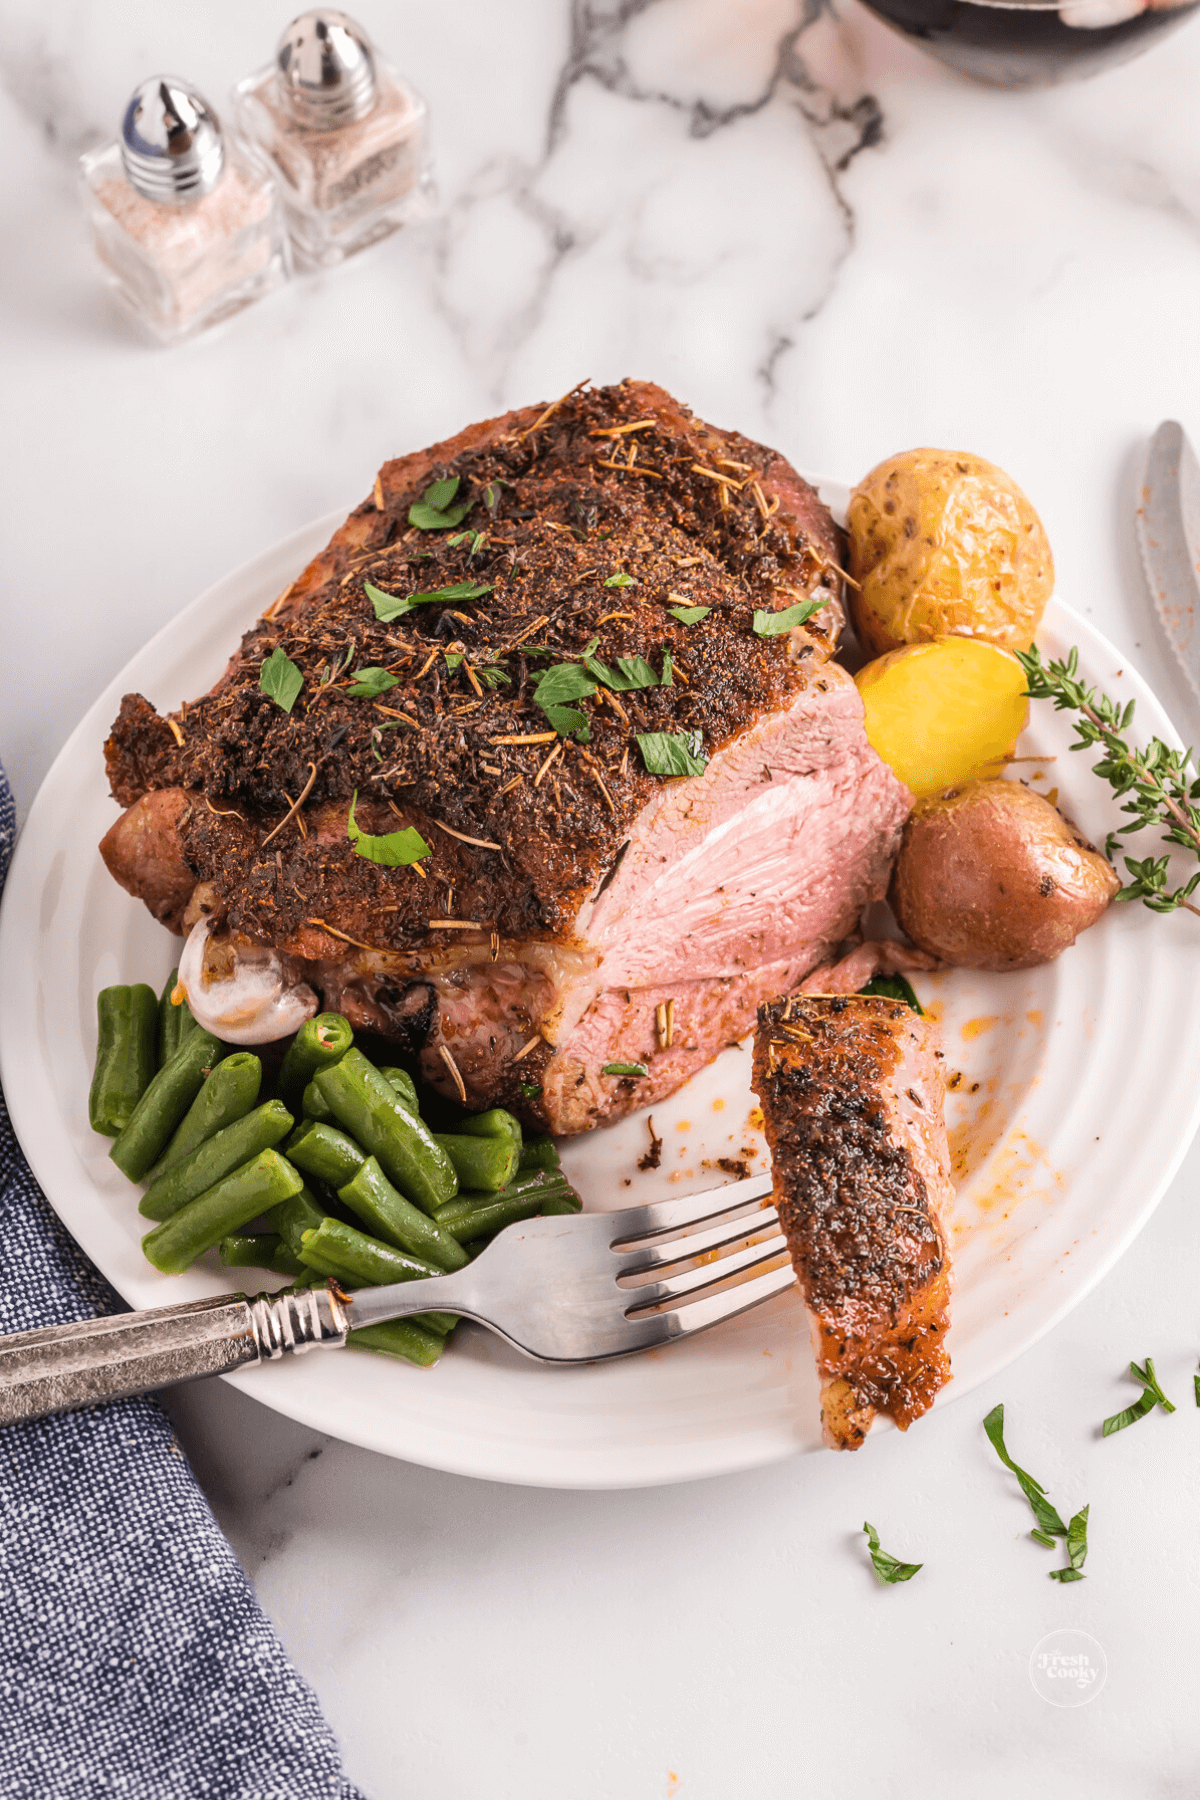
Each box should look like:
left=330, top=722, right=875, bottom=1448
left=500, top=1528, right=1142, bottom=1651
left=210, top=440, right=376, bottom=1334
left=890, top=780, right=1121, bottom=971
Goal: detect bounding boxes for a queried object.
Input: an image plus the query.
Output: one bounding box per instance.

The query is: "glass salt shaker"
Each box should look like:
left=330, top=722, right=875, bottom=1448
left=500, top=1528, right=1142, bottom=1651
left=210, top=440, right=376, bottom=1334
left=79, top=78, right=289, bottom=346
left=232, top=10, right=435, bottom=271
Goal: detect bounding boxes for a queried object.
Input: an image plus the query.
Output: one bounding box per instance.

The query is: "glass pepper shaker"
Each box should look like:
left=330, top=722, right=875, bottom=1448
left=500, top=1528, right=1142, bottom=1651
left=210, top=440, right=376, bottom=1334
left=79, top=77, right=289, bottom=345
left=232, top=10, right=435, bottom=271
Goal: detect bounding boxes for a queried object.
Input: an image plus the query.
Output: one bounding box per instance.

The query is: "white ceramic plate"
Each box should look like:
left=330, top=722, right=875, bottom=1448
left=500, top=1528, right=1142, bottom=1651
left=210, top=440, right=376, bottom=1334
left=4, top=495, right=1199, bottom=1490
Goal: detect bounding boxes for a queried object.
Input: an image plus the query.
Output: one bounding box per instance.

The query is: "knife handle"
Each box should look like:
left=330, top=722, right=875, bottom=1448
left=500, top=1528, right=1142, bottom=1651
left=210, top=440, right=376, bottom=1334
left=0, top=1287, right=349, bottom=1426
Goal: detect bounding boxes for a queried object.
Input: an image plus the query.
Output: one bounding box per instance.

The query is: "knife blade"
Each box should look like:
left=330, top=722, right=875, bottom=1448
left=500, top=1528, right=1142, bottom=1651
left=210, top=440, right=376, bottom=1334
left=1136, top=420, right=1200, bottom=707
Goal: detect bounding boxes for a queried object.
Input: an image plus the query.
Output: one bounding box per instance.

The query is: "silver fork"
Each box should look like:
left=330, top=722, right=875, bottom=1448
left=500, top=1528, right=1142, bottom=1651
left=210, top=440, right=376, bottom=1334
left=0, top=1174, right=794, bottom=1426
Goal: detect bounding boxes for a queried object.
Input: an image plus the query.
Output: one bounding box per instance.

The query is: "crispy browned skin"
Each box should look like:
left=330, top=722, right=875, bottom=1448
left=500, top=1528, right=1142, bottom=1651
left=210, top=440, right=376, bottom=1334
left=752, top=994, right=952, bottom=1449
left=103, top=379, right=843, bottom=968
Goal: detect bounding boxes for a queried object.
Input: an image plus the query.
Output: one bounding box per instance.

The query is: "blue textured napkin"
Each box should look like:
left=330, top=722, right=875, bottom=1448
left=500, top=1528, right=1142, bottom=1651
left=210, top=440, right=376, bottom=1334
left=0, top=768, right=366, bottom=1800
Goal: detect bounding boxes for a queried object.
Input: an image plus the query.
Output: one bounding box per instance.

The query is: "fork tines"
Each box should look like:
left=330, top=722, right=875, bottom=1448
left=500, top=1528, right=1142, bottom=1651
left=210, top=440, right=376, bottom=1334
left=611, top=1173, right=795, bottom=1326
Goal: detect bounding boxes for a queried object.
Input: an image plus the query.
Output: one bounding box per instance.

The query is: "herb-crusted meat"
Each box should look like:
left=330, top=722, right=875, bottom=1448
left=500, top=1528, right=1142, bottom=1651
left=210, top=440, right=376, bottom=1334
left=752, top=994, right=953, bottom=1449
left=101, top=379, right=911, bottom=1131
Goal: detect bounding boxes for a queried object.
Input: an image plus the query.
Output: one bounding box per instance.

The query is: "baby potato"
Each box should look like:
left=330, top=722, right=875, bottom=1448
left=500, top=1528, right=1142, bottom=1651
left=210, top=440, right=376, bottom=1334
left=847, top=449, right=1054, bottom=656
left=890, top=780, right=1121, bottom=971
left=855, top=637, right=1029, bottom=798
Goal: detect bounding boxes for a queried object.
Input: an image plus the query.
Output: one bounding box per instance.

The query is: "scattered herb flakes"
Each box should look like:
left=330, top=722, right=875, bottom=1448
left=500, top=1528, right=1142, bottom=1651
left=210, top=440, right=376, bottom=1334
left=982, top=1404, right=1069, bottom=1539
left=1102, top=1357, right=1175, bottom=1436
left=584, top=653, right=658, bottom=693
left=752, top=596, right=828, bottom=637
left=347, top=790, right=431, bottom=867
left=409, top=476, right=472, bottom=531
left=259, top=647, right=303, bottom=714
left=366, top=578, right=494, bottom=622
left=1195, top=1361, right=1200, bottom=1407
left=518, top=1082, right=541, bottom=1099
left=481, top=665, right=511, bottom=688
left=1030, top=1529, right=1057, bottom=1550
left=532, top=662, right=597, bottom=738
left=862, top=1522, right=922, bottom=1585
left=602, top=1063, right=648, bottom=1078
left=1049, top=1506, right=1090, bottom=1584
left=660, top=651, right=674, bottom=688
left=667, top=604, right=711, bottom=625
left=604, top=572, right=637, bottom=588
left=444, top=653, right=463, bottom=669
left=345, top=666, right=399, bottom=698
left=637, top=730, right=707, bottom=778
left=859, top=974, right=924, bottom=1014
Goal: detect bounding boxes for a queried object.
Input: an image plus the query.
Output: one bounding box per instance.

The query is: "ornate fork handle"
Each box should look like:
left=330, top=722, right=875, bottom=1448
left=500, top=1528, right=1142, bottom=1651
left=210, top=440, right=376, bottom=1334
left=0, top=1287, right=352, bottom=1427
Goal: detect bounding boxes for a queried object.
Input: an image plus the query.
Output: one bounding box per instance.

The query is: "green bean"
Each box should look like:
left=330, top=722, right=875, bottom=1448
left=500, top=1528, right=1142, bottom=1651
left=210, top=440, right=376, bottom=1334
left=156, top=968, right=197, bottom=1068
left=376, top=1066, right=419, bottom=1114
left=110, top=1029, right=226, bottom=1182
left=458, top=1108, right=523, bottom=1153
left=434, top=1177, right=579, bottom=1243
left=139, top=1100, right=294, bottom=1220
left=537, top=1193, right=582, bottom=1216
left=266, top=1181, right=331, bottom=1261
left=346, top=1320, right=444, bottom=1367
left=298, top=1220, right=457, bottom=1335
left=219, top=1233, right=282, bottom=1269
left=276, top=1013, right=354, bottom=1113
left=142, top=1149, right=303, bottom=1275
left=285, top=1120, right=366, bottom=1191
left=518, top=1135, right=561, bottom=1174
left=338, top=1157, right=467, bottom=1272
left=89, top=985, right=159, bottom=1138
left=315, top=1050, right=456, bottom=1214
left=145, top=1052, right=262, bottom=1183
left=432, top=1132, right=519, bottom=1193
left=301, top=1078, right=335, bottom=1123
left=435, top=1167, right=575, bottom=1225
left=271, top=1240, right=306, bottom=1276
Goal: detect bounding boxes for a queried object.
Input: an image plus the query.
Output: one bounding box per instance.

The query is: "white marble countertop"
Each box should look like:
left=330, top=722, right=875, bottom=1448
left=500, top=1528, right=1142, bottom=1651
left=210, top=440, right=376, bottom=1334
left=4, top=1, right=1200, bottom=1793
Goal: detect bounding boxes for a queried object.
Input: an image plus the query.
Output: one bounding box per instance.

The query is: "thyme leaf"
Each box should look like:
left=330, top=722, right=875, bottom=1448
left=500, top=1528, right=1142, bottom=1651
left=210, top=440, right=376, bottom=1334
left=668, top=604, right=710, bottom=625
left=259, top=647, right=303, bottom=714
left=601, top=1062, right=648, bottom=1078
left=862, top=1522, right=922, bottom=1585
left=1016, top=644, right=1200, bottom=919
left=604, top=572, right=637, bottom=588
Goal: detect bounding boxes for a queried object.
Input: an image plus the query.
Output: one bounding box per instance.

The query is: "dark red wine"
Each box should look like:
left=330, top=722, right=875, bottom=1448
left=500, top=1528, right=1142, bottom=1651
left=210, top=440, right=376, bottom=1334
left=861, top=0, right=1198, bottom=86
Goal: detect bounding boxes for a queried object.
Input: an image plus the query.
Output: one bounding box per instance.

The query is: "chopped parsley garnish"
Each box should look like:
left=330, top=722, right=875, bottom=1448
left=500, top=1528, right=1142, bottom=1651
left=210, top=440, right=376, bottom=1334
left=345, top=666, right=399, bottom=698
left=259, top=647, right=303, bottom=714
left=1048, top=1507, right=1089, bottom=1584
left=1102, top=1358, right=1175, bottom=1435
left=752, top=596, right=828, bottom=637
left=667, top=604, right=710, bottom=625
left=346, top=791, right=431, bottom=867
left=409, top=476, right=472, bottom=531
left=862, top=1522, right=922, bottom=1585
left=637, top=730, right=707, bottom=778
left=859, top=974, right=924, bottom=1014
left=604, top=572, right=637, bottom=588
left=984, top=1403, right=1088, bottom=1579
left=366, top=579, right=493, bottom=622
left=601, top=1063, right=648, bottom=1078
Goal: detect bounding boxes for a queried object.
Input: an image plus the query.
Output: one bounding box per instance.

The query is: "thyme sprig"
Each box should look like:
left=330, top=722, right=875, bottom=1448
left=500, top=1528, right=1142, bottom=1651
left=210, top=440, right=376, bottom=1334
left=1016, top=644, right=1200, bottom=918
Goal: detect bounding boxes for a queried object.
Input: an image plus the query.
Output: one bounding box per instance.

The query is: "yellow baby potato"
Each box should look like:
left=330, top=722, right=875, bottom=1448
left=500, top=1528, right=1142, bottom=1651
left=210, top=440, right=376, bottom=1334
left=847, top=448, right=1054, bottom=656
left=855, top=637, right=1029, bottom=798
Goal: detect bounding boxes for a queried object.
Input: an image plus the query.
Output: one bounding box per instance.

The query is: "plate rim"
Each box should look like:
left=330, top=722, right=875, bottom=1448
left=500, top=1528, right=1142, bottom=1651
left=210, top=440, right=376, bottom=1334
left=4, top=503, right=1200, bottom=1488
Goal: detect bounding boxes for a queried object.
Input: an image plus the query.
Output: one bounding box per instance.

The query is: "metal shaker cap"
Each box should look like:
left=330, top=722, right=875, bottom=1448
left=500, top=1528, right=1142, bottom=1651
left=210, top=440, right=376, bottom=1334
left=120, top=77, right=225, bottom=203
left=275, top=11, right=378, bottom=128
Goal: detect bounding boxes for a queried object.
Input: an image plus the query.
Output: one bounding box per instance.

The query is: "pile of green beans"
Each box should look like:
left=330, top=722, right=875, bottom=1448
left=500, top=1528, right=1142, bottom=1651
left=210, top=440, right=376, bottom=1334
left=88, top=996, right=580, bottom=1369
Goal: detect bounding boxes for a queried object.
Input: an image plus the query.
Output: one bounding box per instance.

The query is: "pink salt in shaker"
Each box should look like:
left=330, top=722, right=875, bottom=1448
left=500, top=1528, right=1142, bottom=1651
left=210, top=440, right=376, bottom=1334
left=79, top=77, right=289, bottom=345
left=232, top=10, right=435, bottom=271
